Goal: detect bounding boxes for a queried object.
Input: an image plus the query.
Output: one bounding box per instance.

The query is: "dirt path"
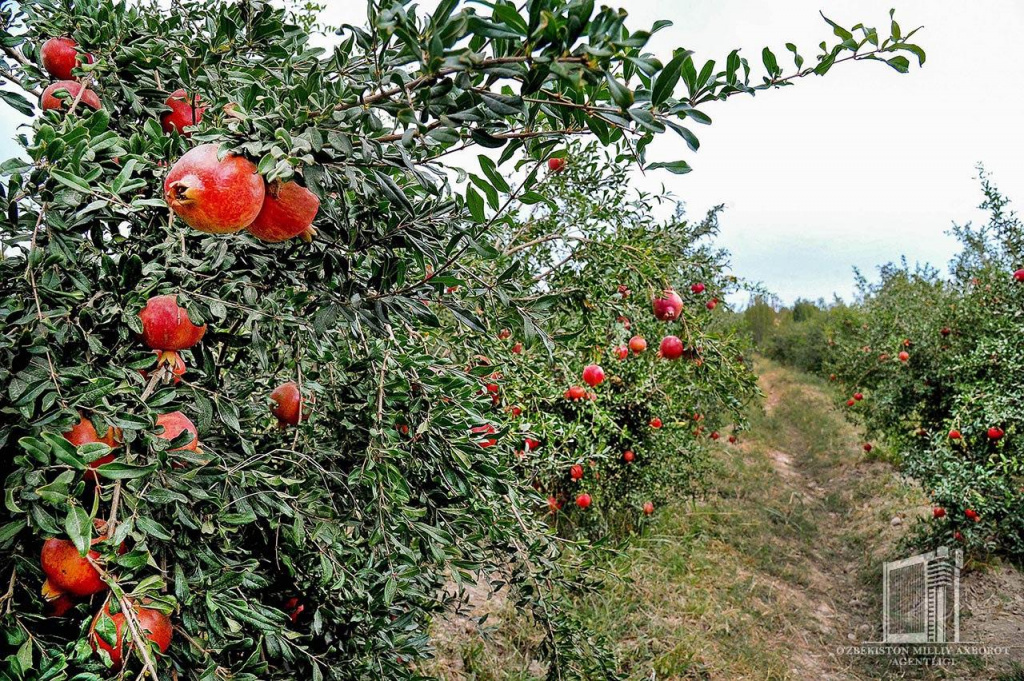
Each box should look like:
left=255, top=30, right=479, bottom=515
left=424, top=360, right=1024, bottom=680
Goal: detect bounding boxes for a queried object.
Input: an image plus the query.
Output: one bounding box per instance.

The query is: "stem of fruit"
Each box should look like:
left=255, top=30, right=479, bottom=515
left=66, top=74, right=94, bottom=117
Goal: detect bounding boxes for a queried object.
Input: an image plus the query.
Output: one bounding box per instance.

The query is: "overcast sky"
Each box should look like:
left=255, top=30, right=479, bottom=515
left=5, top=1, right=1022, bottom=305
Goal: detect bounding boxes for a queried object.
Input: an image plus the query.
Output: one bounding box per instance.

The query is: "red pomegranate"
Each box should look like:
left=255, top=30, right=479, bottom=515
left=41, top=81, right=101, bottom=112
left=629, top=336, right=647, bottom=354
left=575, top=493, right=591, bottom=509
left=139, top=295, right=206, bottom=352
left=582, top=364, right=605, bottom=387
left=940, top=327, right=951, bottom=337
left=547, top=496, right=562, bottom=513
left=987, top=427, right=1004, bottom=441
left=155, top=412, right=199, bottom=452
left=89, top=600, right=172, bottom=668
left=898, top=351, right=910, bottom=362
left=863, top=443, right=873, bottom=452
left=1014, top=269, right=1024, bottom=283
left=524, top=437, right=541, bottom=451
left=706, top=299, right=718, bottom=311
left=565, top=385, right=586, bottom=401
left=965, top=509, right=979, bottom=522
left=652, top=289, right=683, bottom=321
left=728, top=435, right=737, bottom=444
left=471, top=424, right=497, bottom=448
left=949, top=429, right=962, bottom=440
left=547, top=157, right=566, bottom=173
left=41, top=538, right=107, bottom=598
left=160, top=89, right=206, bottom=136
left=164, top=144, right=265, bottom=234
left=846, top=399, right=855, bottom=407
left=642, top=501, right=654, bottom=515
left=247, top=180, right=320, bottom=243
left=649, top=417, right=662, bottom=429
left=623, top=450, right=635, bottom=463
left=853, top=393, right=864, bottom=401
left=660, top=335, right=683, bottom=360
left=497, top=328, right=511, bottom=340
left=570, top=464, right=584, bottom=481
left=40, top=37, right=93, bottom=80
left=710, top=431, right=720, bottom=440
left=63, top=414, right=118, bottom=476
left=271, top=381, right=305, bottom=427
left=933, top=507, right=946, bottom=519
left=512, top=342, right=523, bottom=354
left=614, top=345, right=628, bottom=360
left=690, top=283, right=705, bottom=294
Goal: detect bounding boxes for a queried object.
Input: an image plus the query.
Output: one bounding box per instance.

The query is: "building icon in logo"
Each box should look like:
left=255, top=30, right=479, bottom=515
left=882, top=547, right=962, bottom=643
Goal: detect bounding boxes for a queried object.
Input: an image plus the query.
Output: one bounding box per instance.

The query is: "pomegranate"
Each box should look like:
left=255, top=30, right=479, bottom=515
left=965, top=509, right=980, bottom=522
left=629, top=336, right=647, bottom=354
left=547, top=157, right=566, bottom=173
left=863, top=443, right=873, bottom=452
left=614, top=345, right=628, bottom=360
left=622, top=450, right=635, bottom=463
left=40, top=37, right=93, bottom=80
left=659, top=335, right=683, bottom=360
left=649, top=417, right=662, bottom=429
left=471, top=424, right=497, bottom=448
left=728, top=435, right=737, bottom=444
left=853, top=393, right=864, bottom=401
left=582, top=364, right=605, bottom=387
left=933, top=507, right=946, bottom=519
left=90, top=600, right=172, bottom=668
left=617, top=284, right=630, bottom=298
left=570, top=464, right=584, bottom=481
left=46, top=593, right=77, bottom=618
left=41, top=81, right=101, bottom=112
left=565, top=385, right=586, bottom=401
left=690, top=283, right=705, bottom=294
left=642, top=501, right=654, bottom=515
left=706, top=299, right=718, bottom=311
left=846, top=399, right=855, bottom=407
left=524, top=437, right=540, bottom=451
left=164, top=143, right=265, bottom=234
left=63, top=414, right=118, bottom=476
left=155, top=411, right=199, bottom=452
left=160, top=89, right=206, bottom=136
left=139, top=295, right=206, bottom=352
left=652, top=289, right=683, bottom=321
left=940, top=327, right=951, bottom=337
left=898, top=351, right=910, bottom=362
left=512, top=342, right=523, bottom=354
left=547, top=496, right=561, bottom=513
left=711, top=431, right=720, bottom=441
left=497, top=328, right=511, bottom=340
left=271, top=381, right=305, bottom=427
left=40, top=538, right=106, bottom=597
left=987, top=427, right=1004, bottom=440
left=284, top=597, right=305, bottom=624
left=1014, top=269, right=1024, bottom=283
left=575, top=493, right=591, bottom=509
left=247, top=180, right=320, bottom=243
left=949, top=429, right=961, bottom=440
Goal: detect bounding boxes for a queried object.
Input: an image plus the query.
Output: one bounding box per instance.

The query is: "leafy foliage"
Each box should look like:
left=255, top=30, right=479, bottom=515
left=0, top=0, right=922, bottom=678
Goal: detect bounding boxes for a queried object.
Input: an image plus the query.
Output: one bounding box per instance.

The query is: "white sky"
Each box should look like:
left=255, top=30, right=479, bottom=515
left=4, top=1, right=1022, bottom=305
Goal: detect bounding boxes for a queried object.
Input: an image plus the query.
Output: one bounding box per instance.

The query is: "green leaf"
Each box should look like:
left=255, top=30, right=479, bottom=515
left=885, top=56, right=910, bottom=73
left=651, top=51, right=689, bottom=106
left=42, top=432, right=85, bottom=470
left=0, top=90, right=34, bottom=117
left=94, top=462, right=158, bottom=480
left=65, top=506, right=92, bottom=556
left=761, top=47, right=781, bottom=78
left=646, top=160, right=692, bottom=175
left=605, top=74, right=634, bottom=110
left=50, top=169, right=92, bottom=195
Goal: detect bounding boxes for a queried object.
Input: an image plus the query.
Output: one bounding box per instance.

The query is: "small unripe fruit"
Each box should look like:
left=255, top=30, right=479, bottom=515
left=582, top=364, right=605, bottom=387
left=164, top=144, right=265, bottom=234
left=40, top=37, right=93, bottom=80
left=940, top=327, right=951, bottom=337
left=575, top=493, right=591, bottom=509
left=659, top=335, right=683, bottom=360
left=41, top=81, right=101, bottom=112
left=652, top=289, right=683, bottom=321
left=728, top=435, right=737, bottom=444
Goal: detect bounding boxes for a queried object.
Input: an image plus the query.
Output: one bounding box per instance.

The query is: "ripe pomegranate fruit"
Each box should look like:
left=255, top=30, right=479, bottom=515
left=46, top=593, right=77, bottom=618
left=940, top=327, right=951, bottom=337
left=649, top=417, right=662, bottom=429
left=164, top=143, right=265, bottom=234
left=575, top=493, right=591, bottom=509
left=270, top=382, right=306, bottom=427
left=40, top=37, right=93, bottom=80
left=160, top=89, right=206, bottom=136
left=509, top=406, right=523, bottom=417
left=623, top=450, right=635, bottom=463
left=706, top=299, right=718, bottom=311
left=711, top=431, right=720, bottom=441
left=524, top=437, right=540, bottom=451
left=949, top=429, right=962, bottom=440
left=41, top=81, right=101, bottom=112
left=690, top=283, right=705, bottom=294
left=954, top=531, right=964, bottom=542
left=652, top=289, right=683, bottom=321
left=933, top=507, right=946, bottom=519
left=728, top=435, right=737, bottom=444
left=155, top=411, right=199, bottom=452
left=617, top=284, right=630, bottom=298
left=629, top=336, right=647, bottom=354
left=284, top=597, right=305, bottom=624
left=853, top=393, right=864, bottom=401
left=614, top=345, right=628, bottom=360
left=642, top=501, right=654, bottom=515
left=547, top=496, right=561, bottom=513
left=89, top=600, right=172, bottom=668
left=846, top=399, right=855, bottom=407
left=863, top=443, right=873, bottom=452
left=987, top=427, right=1004, bottom=440
left=1014, top=269, right=1024, bottom=283
left=616, top=315, right=631, bottom=329
left=965, top=509, right=979, bottom=522
left=547, top=157, right=566, bottom=173
left=497, top=328, right=511, bottom=340
left=660, top=335, right=683, bottom=360
left=139, top=295, right=206, bottom=352
left=63, top=414, right=118, bottom=477
left=570, top=464, right=584, bottom=481
left=565, top=385, right=586, bottom=401
left=471, top=424, right=497, bottom=448
left=898, top=351, right=910, bottom=362
left=582, top=364, right=605, bottom=387
left=40, top=538, right=107, bottom=597
left=247, top=180, right=320, bottom=243
left=512, top=342, right=523, bottom=354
